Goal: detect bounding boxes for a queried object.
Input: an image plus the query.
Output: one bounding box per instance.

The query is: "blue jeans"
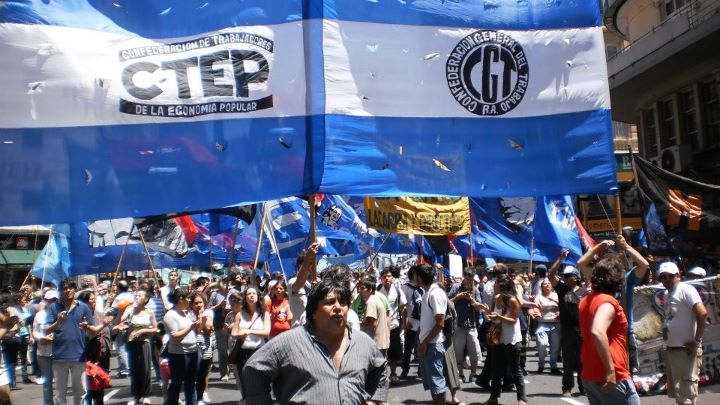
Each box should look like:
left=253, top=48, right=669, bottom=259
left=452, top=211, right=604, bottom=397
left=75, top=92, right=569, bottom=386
left=584, top=379, right=640, bottom=405
left=536, top=322, right=560, bottom=369
left=420, top=342, right=447, bottom=395
left=167, top=351, right=199, bottom=405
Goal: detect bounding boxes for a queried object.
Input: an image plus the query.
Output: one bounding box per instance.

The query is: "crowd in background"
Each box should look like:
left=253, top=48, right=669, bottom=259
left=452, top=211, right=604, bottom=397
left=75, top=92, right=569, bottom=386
left=0, top=235, right=712, bottom=405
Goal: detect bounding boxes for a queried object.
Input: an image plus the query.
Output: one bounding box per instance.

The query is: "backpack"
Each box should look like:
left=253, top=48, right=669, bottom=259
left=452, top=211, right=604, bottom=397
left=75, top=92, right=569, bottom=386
left=405, top=283, right=423, bottom=321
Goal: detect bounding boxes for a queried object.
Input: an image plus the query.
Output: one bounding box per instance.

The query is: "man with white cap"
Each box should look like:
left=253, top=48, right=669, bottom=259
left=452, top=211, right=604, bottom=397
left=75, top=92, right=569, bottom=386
left=686, top=266, right=707, bottom=280
left=658, top=261, right=707, bottom=405
left=548, top=249, right=588, bottom=397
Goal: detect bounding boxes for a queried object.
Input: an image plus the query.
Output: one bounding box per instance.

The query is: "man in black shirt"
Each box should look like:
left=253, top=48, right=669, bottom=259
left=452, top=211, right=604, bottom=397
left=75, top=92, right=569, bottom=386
left=549, top=249, right=588, bottom=397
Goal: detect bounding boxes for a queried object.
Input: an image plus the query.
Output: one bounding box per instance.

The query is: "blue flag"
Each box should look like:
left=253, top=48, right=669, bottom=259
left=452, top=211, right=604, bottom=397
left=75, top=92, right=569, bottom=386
left=455, top=196, right=582, bottom=263
left=31, top=227, right=71, bottom=287
left=1, top=1, right=614, bottom=227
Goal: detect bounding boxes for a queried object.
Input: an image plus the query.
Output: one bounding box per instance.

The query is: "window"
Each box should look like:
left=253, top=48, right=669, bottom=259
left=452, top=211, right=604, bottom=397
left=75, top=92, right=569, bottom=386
left=701, top=80, right=720, bottom=147
left=606, top=45, right=619, bottom=59
left=663, top=0, right=687, bottom=19
left=642, top=108, right=659, bottom=157
left=659, top=98, right=677, bottom=147
left=678, top=89, right=699, bottom=150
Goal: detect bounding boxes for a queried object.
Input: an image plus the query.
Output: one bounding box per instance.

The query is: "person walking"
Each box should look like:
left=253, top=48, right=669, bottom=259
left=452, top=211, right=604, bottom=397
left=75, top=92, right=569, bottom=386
left=122, top=289, right=159, bottom=405
left=163, top=287, right=201, bottom=405
left=658, top=261, right=708, bottom=405
left=32, top=290, right=57, bottom=405
left=549, top=250, right=588, bottom=397
left=45, top=280, right=103, bottom=405
left=479, top=274, right=527, bottom=405
left=232, top=286, right=270, bottom=402
left=533, top=279, right=561, bottom=374
left=189, top=292, right=214, bottom=405
left=2, top=293, right=33, bottom=388
left=579, top=257, right=640, bottom=405
left=448, top=268, right=483, bottom=383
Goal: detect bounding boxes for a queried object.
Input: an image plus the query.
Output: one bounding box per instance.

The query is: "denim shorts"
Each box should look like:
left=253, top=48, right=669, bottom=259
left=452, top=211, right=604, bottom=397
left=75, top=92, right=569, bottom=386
left=421, top=342, right=447, bottom=395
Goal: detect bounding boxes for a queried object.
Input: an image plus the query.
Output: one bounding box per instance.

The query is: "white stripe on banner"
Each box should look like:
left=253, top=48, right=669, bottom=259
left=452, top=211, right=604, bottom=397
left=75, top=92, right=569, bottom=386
left=323, top=20, right=610, bottom=118
left=0, top=22, right=306, bottom=128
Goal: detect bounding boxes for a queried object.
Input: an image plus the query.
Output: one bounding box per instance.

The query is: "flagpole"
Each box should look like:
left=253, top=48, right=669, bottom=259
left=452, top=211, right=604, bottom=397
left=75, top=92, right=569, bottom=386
left=365, top=233, right=391, bottom=273
left=253, top=203, right=268, bottom=269
left=307, top=195, right=318, bottom=282
left=227, top=217, right=241, bottom=273
left=137, top=225, right=161, bottom=290
left=109, top=224, right=133, bottom=304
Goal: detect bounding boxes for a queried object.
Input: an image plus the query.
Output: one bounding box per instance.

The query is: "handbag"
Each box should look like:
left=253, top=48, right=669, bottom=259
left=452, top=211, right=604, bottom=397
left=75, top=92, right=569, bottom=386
left=486, top=322, right=501, bottom=346
left=86, top=361, right=111, bottom=391
left=228, top=313, right=260, bottom=363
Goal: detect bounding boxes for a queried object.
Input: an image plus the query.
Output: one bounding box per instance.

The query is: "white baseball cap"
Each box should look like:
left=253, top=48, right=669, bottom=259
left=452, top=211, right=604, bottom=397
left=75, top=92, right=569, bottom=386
left=560, top=265, right=579, bottom=277
left=657, top=262, right=680, bottom=276
left=44, top=290, right=59, bottom=300
left=688, top=266, right=706, bottom=278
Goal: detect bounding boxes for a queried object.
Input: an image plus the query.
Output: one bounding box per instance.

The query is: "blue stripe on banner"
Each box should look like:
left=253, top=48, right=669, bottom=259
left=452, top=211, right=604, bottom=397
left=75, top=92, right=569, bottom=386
left=316, top=109, right=617, bottom=197
left=0, top=117, right=308, bottom=225
left=320, top=0, right=602, bottom=30
left=0, top=0, right=303, bottom=37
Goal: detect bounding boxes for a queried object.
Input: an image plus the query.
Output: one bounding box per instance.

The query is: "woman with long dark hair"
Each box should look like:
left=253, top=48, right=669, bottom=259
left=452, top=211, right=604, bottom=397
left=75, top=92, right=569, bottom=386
left=480, top=274, right=526, bottom=405
left=267, top=280, right=293, bottom=338
left=189, top=291, right=214, bottom=405
left=579, top=257, right=640, bottom=405
left=122, top=289, right=159, bottom=405
left=232, top=286, right=270, bottom=400
left=163, top=287, right=201, bottom=405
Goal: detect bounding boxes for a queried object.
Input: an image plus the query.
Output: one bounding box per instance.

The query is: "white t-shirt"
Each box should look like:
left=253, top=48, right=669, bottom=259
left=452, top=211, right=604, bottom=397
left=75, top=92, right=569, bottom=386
left=664, top=282, right=703, bottom=348
left=378, top=282, right=407, bottom=330
left=163, top=309, right=198, bottom=354
left=32, top=310, right=53, bottom=357
left=419, top=283, right=446, bottom=344
left=287, top=277, right=310, bottom=327
left=347, top=308, right=360, bottom=331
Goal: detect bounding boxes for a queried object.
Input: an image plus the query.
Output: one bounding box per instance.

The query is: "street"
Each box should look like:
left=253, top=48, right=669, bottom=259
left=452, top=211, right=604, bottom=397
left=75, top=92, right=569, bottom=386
left=11, top=341, right=720, bottom=405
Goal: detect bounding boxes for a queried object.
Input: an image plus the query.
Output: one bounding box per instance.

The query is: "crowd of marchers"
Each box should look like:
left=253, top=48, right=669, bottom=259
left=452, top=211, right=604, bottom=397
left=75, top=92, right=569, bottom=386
left=0, top=235, right=710, bottom=405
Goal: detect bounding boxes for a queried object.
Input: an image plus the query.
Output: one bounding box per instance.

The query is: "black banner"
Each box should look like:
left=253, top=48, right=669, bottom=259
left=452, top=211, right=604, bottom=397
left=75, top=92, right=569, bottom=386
left=633, top=155, right=720, bottom=257
left=134, top=204, right=257, bottom=229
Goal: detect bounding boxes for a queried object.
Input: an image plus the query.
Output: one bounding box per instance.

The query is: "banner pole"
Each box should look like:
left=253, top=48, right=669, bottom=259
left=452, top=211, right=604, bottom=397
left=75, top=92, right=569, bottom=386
left=365, top=233, right=391, bottom=273
left=227, top=217, right=242, bottom=273
left=137, top=225, right=160, bottom=289
left=108, top=224, right=133, bottom=305
left=253, top=203, right=268, bottom=269
left=307, top=195, right=318, bottom=282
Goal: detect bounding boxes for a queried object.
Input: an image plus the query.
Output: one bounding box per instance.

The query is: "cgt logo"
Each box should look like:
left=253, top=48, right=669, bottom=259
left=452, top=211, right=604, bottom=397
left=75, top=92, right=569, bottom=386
left=118, top=31, right=274, bottom=118
left=446, top=30, right=529, bottom=116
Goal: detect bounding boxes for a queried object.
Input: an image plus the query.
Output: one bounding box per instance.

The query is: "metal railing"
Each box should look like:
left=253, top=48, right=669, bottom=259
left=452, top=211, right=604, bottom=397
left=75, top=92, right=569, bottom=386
left=607, top=0, right=720, bottom=61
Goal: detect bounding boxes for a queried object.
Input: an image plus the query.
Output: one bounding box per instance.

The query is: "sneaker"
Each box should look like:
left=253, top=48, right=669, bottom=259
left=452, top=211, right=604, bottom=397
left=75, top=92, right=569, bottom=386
left=458, top=373, right=466, bottom=383
left=198, top=402, right=205, bottom=405
left=399, top=370, right=409, bottom=379
left=562, top=391, right=572, bottom=397
left=468, top=374, right=477, bottom=384
left=22, top=377, right=32, bottom=384
left=550, top=368, right=562, bottom=375
left=35, top=377, right=46, bottom=385
left=537, top=367, right=544, bottom=374
left=389, top=374, right=400, bottom=384
left=522, top=369, right=528, bottom=376
left=9, top=384, right=19, bottom=391
left=202, top=392, right=211, bottom=403
left=220, top=374, right=229, bottom=382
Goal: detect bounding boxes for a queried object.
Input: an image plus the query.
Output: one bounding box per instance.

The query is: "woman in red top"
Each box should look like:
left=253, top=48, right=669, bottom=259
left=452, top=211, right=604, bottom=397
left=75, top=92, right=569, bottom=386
left=267, top=280, right=293, bottom=338
left=578, top=257, right=640, bottom=405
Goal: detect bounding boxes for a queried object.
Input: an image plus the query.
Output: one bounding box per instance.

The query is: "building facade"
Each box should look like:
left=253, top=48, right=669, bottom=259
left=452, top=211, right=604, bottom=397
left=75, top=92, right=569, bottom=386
left=604, top=0, right=720, bottom=183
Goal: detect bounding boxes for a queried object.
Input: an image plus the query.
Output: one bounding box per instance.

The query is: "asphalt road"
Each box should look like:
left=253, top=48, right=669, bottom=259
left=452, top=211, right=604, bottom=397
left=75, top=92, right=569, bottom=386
left=10, top=344, right=720, bottom=404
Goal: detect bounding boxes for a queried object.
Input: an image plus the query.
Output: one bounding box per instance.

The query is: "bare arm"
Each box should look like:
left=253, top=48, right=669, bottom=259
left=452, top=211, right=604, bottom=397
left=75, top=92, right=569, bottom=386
left=616, top=236, right=649, bottom=280
left=590, top=303, right=617, bottom=390
left=693, top=302, right=708, bottom=343
left=292, top=242, right=318, bottom=294
left=549, top=249, right=569, bottom=287
left=578, top=241, right=612, bottom=281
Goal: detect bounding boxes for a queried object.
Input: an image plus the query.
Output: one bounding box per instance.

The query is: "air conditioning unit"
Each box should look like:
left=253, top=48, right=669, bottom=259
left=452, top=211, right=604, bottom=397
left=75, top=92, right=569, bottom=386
left=649, top=158, right=660, bottom=167
left=659, top=144, right=692, bottom=173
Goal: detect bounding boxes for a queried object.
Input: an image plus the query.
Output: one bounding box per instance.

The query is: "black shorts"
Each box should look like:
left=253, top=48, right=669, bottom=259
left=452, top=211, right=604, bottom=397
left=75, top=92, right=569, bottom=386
left=387, top=327, right=403, bottom=362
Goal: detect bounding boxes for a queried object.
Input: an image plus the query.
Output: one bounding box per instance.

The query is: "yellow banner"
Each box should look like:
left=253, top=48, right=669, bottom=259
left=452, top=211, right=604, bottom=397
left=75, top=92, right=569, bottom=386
left=364, top=197, right=470, bottom=235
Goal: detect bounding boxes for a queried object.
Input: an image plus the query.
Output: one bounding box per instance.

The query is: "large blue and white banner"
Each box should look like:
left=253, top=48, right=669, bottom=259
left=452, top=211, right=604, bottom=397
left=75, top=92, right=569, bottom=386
left=0, top=1, right=615, bottom=226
